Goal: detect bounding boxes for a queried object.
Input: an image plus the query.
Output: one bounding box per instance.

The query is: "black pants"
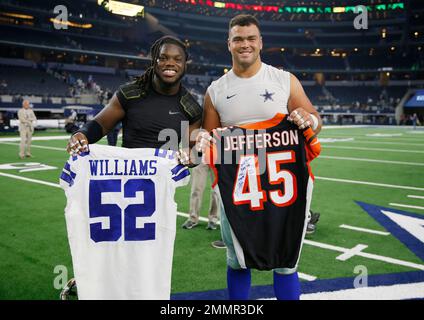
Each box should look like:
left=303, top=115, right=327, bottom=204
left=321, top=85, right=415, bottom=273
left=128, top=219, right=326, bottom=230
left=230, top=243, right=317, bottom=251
left=107, top=128, right=119, bottom=146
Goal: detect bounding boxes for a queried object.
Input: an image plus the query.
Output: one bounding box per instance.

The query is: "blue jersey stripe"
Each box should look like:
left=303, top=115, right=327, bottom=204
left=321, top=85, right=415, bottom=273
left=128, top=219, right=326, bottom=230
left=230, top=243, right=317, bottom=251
left=171, top=164, right=186, bottom=175
left=172, top=169, right=190, bottom=182
left=60, top=171, right=74, bottom=186
left=71, top=151, right=89, bottom=162
left=64, top=162, right=76, bottom=179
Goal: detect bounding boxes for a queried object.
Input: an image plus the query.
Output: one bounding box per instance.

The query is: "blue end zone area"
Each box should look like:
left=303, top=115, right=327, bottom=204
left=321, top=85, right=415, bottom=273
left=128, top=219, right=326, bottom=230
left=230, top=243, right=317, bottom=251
left=356, top=201, right=424, bottom=261
left=171, top=271, right=424, bottom=300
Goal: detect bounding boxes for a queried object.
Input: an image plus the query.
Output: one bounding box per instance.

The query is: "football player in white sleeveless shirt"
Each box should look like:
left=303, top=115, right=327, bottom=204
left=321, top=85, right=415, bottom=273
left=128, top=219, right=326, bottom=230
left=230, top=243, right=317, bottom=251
left=198, top=14, right=322, bottom=300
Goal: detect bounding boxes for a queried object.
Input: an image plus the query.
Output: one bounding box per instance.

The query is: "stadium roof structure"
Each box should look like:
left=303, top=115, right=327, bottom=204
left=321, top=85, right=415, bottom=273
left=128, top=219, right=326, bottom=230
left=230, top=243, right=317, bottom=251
left=0, top=0, right=422, bottom=73
left=131, top=0, right=423, bottom=51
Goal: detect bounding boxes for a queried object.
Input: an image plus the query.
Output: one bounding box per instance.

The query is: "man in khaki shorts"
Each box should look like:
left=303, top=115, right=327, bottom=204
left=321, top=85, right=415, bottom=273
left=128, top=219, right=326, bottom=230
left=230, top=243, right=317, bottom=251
left=18, top=99, right=37, bottom=159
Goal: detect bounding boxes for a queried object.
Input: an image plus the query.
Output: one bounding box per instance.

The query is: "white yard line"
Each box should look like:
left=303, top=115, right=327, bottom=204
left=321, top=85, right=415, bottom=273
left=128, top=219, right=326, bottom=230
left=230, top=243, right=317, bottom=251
left=0, top=141, right=65, bottom=151
left=297, top=273, right=317, bottom=281
left=408, top=195, right=424, bottom=200
left=321, top=145, right=424, bottom=154
left=322, top=126, right=370, bottom=129
left=389, top=203, right=424, bottom=211
left=364, top=141, right=424, bottom=146
left=321, top=140, right=424, bottom=147
left=315, top=176, right=424, bottom=191
left=304, top=239, right=424, bottom=271
left=318, top=155, right=424, bottom=166
left=336, top=244, right=368, bottom=261
left=301, top=282, right=424, bottom=300
left=320, top=135, right=424, bottom=142
left=0, top=172, right=61, bottom=188
left=339, top=224, right=390, bottom=236
left=2, top=170, right=424, bottom=272
left=0, top=136, right=70, bottom=142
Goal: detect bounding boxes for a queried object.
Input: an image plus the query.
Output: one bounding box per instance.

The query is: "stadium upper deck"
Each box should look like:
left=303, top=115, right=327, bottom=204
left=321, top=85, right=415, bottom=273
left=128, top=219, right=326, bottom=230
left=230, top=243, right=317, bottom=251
left=0, top=0, right=422, bottom=125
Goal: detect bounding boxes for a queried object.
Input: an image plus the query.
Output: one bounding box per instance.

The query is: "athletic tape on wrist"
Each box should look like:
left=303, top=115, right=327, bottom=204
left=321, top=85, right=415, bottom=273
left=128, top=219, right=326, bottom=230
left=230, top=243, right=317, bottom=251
left=310, top=114, right=319, bottom=131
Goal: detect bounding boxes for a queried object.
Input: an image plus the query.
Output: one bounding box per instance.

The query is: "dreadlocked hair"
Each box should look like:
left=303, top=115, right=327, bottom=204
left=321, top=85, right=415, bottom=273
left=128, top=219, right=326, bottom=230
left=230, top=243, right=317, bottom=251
left=135, top=35, right=189, bottom=98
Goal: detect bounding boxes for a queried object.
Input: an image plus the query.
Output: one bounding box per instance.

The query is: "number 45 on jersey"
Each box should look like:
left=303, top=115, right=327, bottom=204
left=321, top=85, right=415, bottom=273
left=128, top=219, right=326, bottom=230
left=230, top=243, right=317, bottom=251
left=233, top=151, right=297, bottom=210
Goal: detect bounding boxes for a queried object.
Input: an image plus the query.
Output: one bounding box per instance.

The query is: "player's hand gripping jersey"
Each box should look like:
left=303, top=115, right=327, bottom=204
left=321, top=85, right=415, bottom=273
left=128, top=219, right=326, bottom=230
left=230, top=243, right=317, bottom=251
left=206, top=113, right=321, bottom=270
left=59, top=145, right=190, bottom=300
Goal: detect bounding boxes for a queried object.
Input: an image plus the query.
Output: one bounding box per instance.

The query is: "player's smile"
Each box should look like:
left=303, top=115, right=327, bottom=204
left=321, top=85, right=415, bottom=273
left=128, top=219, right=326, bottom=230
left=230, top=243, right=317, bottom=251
left=158, top=64, right=181, bottom=81
left=238, top=50, right=253, bottom=58
left=161, top=68, right=178, bottom=78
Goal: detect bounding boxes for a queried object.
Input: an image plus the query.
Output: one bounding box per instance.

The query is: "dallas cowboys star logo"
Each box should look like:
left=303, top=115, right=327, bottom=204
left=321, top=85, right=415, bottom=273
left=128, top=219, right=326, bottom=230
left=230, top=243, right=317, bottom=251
left=260, top=89, right=274, bottom=102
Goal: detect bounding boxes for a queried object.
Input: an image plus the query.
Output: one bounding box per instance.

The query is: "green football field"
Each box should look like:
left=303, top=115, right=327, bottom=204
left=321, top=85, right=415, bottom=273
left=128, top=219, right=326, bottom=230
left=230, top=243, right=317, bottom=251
left=0, top=126, right=423, bottom=299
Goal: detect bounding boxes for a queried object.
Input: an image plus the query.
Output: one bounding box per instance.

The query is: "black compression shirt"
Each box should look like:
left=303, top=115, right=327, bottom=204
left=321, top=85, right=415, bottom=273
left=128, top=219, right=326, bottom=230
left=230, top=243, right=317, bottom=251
left=116, top=86, right=192, bottom=150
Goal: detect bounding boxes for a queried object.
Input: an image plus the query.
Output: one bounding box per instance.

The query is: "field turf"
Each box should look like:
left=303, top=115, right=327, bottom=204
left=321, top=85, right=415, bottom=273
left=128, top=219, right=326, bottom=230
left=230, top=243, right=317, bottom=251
left=0, top=126, right=423, bottom=299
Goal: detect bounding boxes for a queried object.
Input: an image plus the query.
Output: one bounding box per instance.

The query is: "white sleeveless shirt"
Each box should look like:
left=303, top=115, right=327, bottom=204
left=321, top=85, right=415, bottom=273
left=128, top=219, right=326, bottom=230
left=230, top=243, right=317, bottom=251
left=207, top=62, right=291, bottom=126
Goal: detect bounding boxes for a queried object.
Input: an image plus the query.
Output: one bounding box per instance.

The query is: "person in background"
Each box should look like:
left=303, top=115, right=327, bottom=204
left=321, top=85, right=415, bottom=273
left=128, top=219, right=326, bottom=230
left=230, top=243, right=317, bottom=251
left=106, top=122, right=122, bottom=146
left=18, top=99, right=37, bottom=159
left=412, top=113, right=421, bottom=130
left=182, top=163, right=219, bottom=230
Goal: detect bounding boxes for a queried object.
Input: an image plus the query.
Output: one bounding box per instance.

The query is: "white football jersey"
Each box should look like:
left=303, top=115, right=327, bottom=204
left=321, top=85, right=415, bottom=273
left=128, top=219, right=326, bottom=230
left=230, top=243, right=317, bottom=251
left=60, top=144, right=190, bottom=300
left=207, top=62, right=291, bottom=127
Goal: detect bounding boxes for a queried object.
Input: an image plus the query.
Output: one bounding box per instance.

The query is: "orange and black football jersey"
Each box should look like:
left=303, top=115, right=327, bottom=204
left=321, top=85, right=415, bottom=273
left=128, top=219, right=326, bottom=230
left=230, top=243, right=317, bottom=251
left=207, top=113, right=320, bottom=270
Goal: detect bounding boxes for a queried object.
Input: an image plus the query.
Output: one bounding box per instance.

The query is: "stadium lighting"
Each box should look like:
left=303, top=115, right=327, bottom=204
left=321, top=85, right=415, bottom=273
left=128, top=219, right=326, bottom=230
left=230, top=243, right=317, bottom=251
left=0, top=12, right=34, bottom=19
left=280, top=48, right=285, bottom=52
left=333, top=7, right=345, bottom=13
left=214, top=2, right=226, bottom=9
left=177, top=1, right=405, bottom=14
left=391, top=46, right=396, bottom=51
left=381, top=28, right=387, bottom=39
left=414, top=32, right=419, bottom=38
left=354, top=48, right=358, bottom=52
left=98, top=0, right=145, bottom=17
left=49, top=18, right=92, bottom=29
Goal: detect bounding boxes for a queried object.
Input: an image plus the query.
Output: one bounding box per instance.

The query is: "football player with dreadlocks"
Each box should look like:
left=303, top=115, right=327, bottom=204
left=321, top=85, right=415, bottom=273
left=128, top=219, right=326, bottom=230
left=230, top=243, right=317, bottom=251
left=62, top=36, right=202, bottom=299
left=67, top=35, right=202, bottom=154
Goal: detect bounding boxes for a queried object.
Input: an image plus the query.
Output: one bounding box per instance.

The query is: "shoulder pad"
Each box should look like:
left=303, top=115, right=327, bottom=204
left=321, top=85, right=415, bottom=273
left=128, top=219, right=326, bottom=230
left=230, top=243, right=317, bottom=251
left=180, top=90, right=202, bottom=123
left=119, top=81, right=142, bottom=100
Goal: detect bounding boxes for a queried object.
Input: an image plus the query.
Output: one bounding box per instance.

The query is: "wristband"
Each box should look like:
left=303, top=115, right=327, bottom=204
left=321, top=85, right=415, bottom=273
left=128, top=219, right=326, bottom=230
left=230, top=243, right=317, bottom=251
left=310, top=114, right=319, bottom=131
left=77, top=120, right=104, bottom=144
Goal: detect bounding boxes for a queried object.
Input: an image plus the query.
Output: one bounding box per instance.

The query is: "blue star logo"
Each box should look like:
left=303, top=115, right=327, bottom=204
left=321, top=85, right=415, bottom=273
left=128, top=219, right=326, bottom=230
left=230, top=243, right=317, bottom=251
left=260, top=89, right=274, bottom=102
